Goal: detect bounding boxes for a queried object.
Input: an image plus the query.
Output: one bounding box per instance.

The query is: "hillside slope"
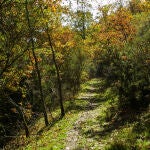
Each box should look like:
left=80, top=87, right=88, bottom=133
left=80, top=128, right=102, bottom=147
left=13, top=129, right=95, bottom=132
left=5, top=78, right=150, bottom=150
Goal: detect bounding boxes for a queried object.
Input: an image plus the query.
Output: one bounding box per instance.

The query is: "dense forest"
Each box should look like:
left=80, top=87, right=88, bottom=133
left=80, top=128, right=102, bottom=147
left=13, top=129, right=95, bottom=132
left=0, top=0, right=150, bottom=149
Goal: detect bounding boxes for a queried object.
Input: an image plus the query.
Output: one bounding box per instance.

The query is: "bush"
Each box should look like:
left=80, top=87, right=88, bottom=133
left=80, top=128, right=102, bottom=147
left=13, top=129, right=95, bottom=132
left=96, top=17, right=150, bottom=110
left=106, top=141, right=128, bottom=150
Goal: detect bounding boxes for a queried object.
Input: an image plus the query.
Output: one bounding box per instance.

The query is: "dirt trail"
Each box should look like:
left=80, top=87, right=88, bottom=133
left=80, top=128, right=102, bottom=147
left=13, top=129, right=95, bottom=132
left=65, top=79, right=103, bottom=150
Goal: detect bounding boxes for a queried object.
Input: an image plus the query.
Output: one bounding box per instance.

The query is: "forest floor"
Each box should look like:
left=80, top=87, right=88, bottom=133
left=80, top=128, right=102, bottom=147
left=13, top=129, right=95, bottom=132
left=5, top=78, right=150, bottom=150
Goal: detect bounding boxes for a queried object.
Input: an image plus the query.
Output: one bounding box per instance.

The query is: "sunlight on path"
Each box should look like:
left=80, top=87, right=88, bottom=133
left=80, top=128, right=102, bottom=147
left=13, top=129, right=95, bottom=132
left=65, top=79, right=106, bottom=150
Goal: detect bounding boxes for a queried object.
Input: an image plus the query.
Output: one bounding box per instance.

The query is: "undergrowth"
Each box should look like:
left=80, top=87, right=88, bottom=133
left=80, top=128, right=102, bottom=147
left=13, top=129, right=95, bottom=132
left=4, top=78, right=150, bottom=150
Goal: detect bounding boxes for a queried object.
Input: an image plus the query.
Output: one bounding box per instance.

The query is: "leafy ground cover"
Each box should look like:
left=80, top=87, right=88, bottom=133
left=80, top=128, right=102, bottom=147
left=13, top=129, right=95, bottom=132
left=5, top=78, right=150, bottom=150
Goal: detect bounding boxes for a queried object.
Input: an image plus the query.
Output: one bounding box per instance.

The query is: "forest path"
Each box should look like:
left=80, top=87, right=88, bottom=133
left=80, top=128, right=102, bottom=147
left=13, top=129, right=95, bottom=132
left=65, top=78, right=106, bottom=150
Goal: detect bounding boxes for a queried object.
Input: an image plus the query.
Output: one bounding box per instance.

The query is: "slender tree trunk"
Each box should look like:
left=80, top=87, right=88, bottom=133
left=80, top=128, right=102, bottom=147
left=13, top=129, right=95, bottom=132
left=25, top=0, right=49, bottom=126
left=40, top=6, right=65, bottom=118
left=18, top=107, right=30, bottom=138
left=81, top=0, right=86, bottom=40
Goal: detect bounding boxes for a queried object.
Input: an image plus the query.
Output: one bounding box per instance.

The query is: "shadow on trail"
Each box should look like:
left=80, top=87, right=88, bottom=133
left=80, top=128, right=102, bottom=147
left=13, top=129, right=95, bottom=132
left=82, top=109, right=142, bottom=141
left=65, top=94, right=107, bottom=114
left=64, top=77, right=113, bottom=122
left=48, top=78, right=108, bottom=131
left=38, top=78, right=109, bottom=139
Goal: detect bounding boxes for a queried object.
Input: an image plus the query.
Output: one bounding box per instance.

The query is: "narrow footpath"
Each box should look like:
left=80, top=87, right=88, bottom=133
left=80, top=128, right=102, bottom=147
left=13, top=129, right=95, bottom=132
left=65, top=79, right=107, bottom=150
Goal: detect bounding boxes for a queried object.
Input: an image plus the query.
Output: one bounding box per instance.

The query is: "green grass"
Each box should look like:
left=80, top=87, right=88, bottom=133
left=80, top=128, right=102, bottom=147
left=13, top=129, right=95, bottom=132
left=5, top=78, right=150, bottom=150
left=25, top=113, right=79, bottom=150
left=24, top=99, right=90, bottom=150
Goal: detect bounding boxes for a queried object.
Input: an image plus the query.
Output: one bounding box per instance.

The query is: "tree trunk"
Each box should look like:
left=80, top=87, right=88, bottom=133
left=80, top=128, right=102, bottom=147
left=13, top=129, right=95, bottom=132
left=40, top=6, right=65, bottom=118
left=25, top=0, right=49, bottom=126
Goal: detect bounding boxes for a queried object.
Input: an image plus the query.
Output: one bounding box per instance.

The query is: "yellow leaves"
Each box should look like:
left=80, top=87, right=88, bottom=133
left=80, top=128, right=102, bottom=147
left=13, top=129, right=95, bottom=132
left=26, top=103, right=32, bottom=109
left=22, top=94, right=26, bottom=98
left=27, top=65, right=34, bottom=72
left=44, top=0, right=59, bottom=12
left=24, top=107, right=32, bottom=120
left=98, top=30, right=124, bottom=48
left=130, top=0, right=150, bottom=13
left=43, top=42, right=49, bottom=47
left=6, top=84, right=18, bottom=92
left=52, top=5, right=56, bottom=12
left=55, top=41, right=74, bottom=49
left=121, top=55, right=128, bottom=61
left=56, top=52, right=64, bottom=65
left=24, top=72, right=32, bottom=78
left=24, top=65, right=34, bottom=78
left=52, top=27, right=75, bottom=51
left=66, top=41, right=75, bottom=48
left=146, top=59, right=150, bottom=64
left=110, top=9, right=134, bottom=35
left=18, top=102, right=23, bottom=106
left=55, top=41, right=62, bottom=48
left=10, top=108, right=17, bottom=113
left=98, top=7, right=136, bottom=48
left=27, top=65, right=34, bottom=71
left=37, top=57, right=42, bottom=62
left=28, top=53, right=42, bottom=64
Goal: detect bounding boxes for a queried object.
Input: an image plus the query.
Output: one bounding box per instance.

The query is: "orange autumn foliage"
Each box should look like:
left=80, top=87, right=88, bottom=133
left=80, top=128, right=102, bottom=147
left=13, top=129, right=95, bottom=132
left=98, top=8, right=136, bottom=48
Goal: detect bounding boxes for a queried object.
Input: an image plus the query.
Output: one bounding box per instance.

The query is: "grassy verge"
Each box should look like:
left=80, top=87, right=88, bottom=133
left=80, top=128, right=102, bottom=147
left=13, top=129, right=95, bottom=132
left=5, top=78, right=150, bottom=150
